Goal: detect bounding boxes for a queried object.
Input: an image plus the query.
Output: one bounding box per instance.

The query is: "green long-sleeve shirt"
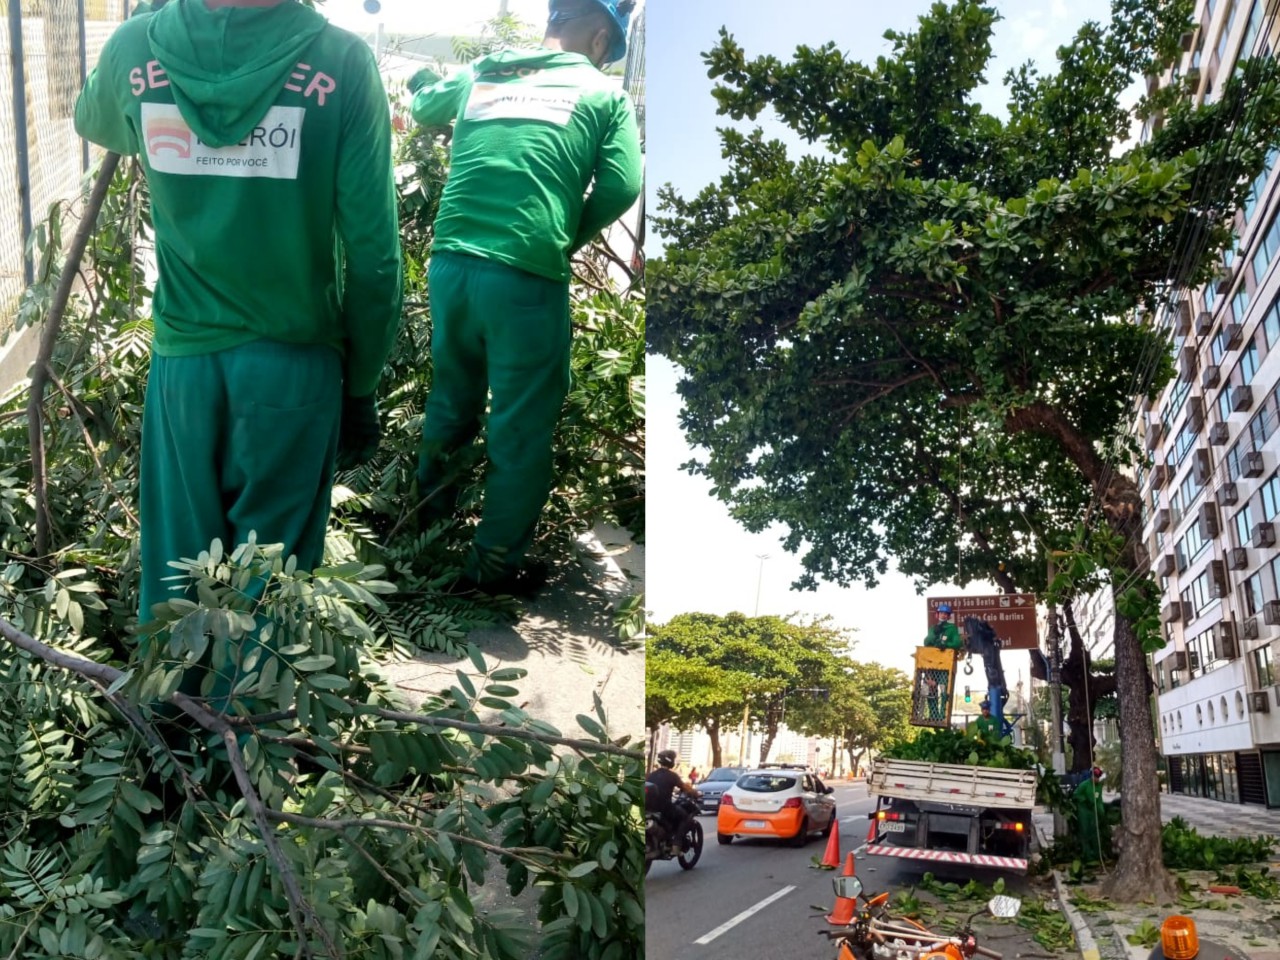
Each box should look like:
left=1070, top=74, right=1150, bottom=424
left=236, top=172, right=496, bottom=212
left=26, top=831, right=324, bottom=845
left=925, top=621, right=964, bottom=649
left=411, top=48, right=643, bottom=283
left=74, top=0, right=402, bottom=397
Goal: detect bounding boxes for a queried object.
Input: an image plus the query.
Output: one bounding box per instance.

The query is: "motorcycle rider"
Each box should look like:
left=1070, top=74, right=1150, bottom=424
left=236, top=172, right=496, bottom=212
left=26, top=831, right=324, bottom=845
left=645, top=749, right=702, bottom=854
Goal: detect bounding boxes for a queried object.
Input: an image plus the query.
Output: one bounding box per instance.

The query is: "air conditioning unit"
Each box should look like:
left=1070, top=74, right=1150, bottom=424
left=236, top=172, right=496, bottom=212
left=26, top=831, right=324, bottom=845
left=1217, top=482, right=1238, bottom=504
left=1186, top=66, right=1203, bottom=88
left=1244, top=617, right=1260, bottom=639
left=1155, top=508, right=1171, bottom=532
left=1187, top=648, right=1201, bottom=669
left=1225, top=322, right=1244, bottom=348
left=1157, top=553, right=1177, bottom=577
left=1215, top=620, right=1237, bottom=658
left=1202, top=364, right=1221, bottom=388
left=1187, top=397, right=1205, bottom=431
left=1146, top=424, right=1163, bottom=451
left=1180, top=346, right=1198, bottom=380
left=1208, top=559, right=1228, bottom=598
left=1199, top=502, right=1219, bottom=538
left=1170, top=650, right=1188, bottom=671
left=1151, top=464, right=1168, bottom=488
left=1175, top=300, right=1193, bottom=336
left=1162, top=601, right=1184, bottom=624
left=1250, top=691, right=1271, bottom=714
left=1180, top=29, right=1195, bottom=52
left=1209, top=422, right=1230, bottom=445
left=1233, top=385, right=1254, bottom=412
left=1194, top=448, right=1213, bottom=483
left=1195, top=311, right=1214, bottom=337
left=1229, top=547, right=1249, bottom=570
left=1244, top=451, right=1265, bottom=477
left=1265, top=600, right=1280, bottom=625
left=1253, top=522, right=1276, bottom=548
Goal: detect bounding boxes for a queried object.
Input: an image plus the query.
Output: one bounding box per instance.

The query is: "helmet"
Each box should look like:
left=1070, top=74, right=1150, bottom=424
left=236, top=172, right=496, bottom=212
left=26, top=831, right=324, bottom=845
left=1092, top=765, right=1105, bottom=780
left=549, top=0, right=634, bottom=64
left=979, top=699, right=991, bottom=710
left=657, top=749, right=677, bottom=768
left=937, top=603, right=953, bottom=615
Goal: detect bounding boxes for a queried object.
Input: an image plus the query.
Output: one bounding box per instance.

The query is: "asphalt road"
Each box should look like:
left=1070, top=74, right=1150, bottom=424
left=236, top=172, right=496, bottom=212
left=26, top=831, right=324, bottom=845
left=645, top=782, right=1067, bottom=960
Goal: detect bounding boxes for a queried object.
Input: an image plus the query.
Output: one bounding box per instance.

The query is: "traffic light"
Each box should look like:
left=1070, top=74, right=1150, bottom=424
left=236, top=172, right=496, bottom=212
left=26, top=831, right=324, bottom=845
left=964, top=686, right=972, bottom=703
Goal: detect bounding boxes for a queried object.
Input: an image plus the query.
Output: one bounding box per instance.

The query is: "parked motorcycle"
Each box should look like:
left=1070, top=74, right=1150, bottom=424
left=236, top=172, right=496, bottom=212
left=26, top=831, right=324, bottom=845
left=820, top=877, right=1020, bottom=960
left=1146, top=915, right=1233, bottom=960
left=644, top=794, right=703, bottom=875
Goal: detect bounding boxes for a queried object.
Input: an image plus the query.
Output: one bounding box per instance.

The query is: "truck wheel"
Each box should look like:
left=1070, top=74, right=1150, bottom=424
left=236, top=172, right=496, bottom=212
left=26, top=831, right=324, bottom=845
left=717, top=832, right=733, bottom=845
left=791, top=818, right=810, bottom=847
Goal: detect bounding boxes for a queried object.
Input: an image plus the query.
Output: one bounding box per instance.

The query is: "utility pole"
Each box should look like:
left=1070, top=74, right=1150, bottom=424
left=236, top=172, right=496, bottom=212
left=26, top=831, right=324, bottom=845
left=736, top=696, right=750, bottom=766
left=754, top=554, right=769, bottom=616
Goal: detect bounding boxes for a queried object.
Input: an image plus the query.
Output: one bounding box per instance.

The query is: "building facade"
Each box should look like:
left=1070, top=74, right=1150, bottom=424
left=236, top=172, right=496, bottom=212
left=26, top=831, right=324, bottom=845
left=1143, top=0, right=1280, bottom=806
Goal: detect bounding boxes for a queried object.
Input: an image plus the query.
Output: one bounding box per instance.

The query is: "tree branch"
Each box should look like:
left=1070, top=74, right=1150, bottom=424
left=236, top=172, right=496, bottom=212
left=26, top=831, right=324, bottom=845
left=362, top=706, right=642, bottom=759
left=1004, top=401, right=1108, bottom=488
left=27, top=153, right=122, bottom=557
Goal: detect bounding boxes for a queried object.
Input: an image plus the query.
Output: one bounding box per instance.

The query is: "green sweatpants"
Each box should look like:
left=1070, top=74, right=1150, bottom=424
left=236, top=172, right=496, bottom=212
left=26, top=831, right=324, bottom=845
left=139, top=340, right=342, bottom=622
left=418, top=251, right=571, bottom=580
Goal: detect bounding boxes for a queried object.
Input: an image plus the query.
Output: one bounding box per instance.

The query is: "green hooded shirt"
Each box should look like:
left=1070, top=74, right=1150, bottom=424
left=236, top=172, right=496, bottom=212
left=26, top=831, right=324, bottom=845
left=74, top=0, right=402, bottom=397
left=411, top=48, right=642, bottom=283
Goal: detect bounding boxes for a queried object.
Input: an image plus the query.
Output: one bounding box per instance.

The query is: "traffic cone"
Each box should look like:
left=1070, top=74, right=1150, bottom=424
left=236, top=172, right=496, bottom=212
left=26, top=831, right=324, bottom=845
left=820, top=816, right=842, bottom=868
left=825, top=852, right=858, bottom=925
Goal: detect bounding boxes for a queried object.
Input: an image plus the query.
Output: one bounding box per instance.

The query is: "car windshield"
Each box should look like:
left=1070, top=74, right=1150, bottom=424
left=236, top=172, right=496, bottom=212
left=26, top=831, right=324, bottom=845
left=705, top=768, right=739, bottom=782
left=737, top=774, right=798, bottom=793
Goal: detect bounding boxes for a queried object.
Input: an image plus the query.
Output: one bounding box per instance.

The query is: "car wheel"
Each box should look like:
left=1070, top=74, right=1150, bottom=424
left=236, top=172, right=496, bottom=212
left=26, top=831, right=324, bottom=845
left=717, top=832, right=733, bottom=845
left=822, top=808, right=837, bottom=838
left=791, top=817, right=809, bottom=848
left=679, top=822, right=704, bottom=870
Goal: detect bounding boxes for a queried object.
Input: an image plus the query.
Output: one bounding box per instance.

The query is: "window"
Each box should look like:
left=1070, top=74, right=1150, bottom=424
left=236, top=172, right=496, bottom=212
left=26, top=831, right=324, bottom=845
left=1243, top=569, right=1265, bottom=615
left=1256, top=644, right=1275, bottom=687
left=1238, top=0, right=1265, bottom=62
left=1253, top=206, right=1280, bottom=286
left=1219, top=383, right=1234, bottom=423
left=1264, top=293, right=1280, bottom=349
left=1231, top=288, right=1250, bottom=324
left=1181, top=570, right=1218, bottom=621
left=1206, top=282, right=1219, bottom=315
left=1244, top=146, right=1278, bottom=225
left=1236, top=502, right=1256, bottom=547
left=1263, top=473, right=1280, bottom=521
left=1163, top=378, right=1193, bottom=434
left=1240, top=337, right=1260, bottom=384
left=1179, top=470, right=1203, bottom=515
left=1217, top=0, right=1240, bottom=63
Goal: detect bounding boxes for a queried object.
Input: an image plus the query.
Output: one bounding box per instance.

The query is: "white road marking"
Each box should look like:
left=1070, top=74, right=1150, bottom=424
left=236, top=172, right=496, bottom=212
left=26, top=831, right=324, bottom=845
left=693, top=885, right=797, bottom=945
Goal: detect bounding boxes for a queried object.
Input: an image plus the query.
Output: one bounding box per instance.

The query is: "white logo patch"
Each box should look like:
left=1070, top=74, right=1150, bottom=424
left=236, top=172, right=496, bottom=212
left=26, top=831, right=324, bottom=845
left=141, top=103, right=304, bottom=179
left=463, top=82, right=582, bottom=126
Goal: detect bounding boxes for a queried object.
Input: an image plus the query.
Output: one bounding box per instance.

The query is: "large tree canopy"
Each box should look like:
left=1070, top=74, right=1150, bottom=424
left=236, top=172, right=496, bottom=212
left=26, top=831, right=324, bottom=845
left=649, top=0, right=1280, bottom=901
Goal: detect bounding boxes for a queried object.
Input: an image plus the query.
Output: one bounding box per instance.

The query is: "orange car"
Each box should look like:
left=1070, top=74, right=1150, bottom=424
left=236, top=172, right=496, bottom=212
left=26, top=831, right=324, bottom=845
left=716, top=767, right=837, bottom=847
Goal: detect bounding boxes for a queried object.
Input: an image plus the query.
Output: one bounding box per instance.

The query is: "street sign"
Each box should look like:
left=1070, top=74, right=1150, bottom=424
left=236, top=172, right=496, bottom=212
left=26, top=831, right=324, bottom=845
left=926, top=594, right=1040, bottom=649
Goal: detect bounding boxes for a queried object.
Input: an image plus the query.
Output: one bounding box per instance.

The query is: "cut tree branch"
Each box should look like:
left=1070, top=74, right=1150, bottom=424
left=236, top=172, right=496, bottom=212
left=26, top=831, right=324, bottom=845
left=28, top=152, right=122, bottom=557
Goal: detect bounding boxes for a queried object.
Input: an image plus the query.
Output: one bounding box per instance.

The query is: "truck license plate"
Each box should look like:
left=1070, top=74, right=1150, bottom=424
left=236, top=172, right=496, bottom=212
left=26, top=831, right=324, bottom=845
left=880, top=822, right=907, bottom=833
left=744, top=819, right=767, bottom=829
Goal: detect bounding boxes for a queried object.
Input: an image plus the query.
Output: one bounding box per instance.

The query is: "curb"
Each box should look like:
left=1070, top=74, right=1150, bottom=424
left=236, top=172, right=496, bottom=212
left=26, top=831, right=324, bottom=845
left=1034, top=818, right=1126, bottom=960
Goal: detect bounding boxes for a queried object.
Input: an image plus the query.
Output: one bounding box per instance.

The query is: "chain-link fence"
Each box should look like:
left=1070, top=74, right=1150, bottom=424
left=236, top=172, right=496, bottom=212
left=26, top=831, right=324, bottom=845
left=0, top=0, right=127, bottom=337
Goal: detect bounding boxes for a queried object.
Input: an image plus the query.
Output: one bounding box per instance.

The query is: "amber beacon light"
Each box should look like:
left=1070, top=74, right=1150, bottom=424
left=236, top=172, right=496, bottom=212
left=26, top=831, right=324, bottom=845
left=1159, top=916, right=1200, bottom=960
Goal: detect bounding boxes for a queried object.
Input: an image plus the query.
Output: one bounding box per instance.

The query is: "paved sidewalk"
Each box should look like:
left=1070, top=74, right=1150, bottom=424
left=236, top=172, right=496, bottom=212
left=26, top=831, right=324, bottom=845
left=1035, top=791, right=1280, bottom=960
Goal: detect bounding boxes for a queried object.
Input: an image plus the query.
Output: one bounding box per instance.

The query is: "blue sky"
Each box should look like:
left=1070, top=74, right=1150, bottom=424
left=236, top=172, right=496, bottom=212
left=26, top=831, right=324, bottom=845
left=646, top=0, right=1123, bottom=678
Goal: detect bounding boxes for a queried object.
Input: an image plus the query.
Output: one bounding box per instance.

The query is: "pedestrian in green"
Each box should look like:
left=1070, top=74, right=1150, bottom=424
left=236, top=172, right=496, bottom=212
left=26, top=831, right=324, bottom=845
left=1075, top=766, right=1111, bottom=862
left=75, top=0, right=402, bottom=675
left=925, top=603, right=965, bottom=649
left=408, top=0, right=642, bottom=596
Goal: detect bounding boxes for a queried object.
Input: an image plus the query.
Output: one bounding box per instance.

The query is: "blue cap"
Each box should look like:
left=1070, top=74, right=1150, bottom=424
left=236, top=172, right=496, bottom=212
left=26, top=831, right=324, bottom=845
left=549, top=0, right=633, bottom=64
left=937, top=603, right=953, bottom=614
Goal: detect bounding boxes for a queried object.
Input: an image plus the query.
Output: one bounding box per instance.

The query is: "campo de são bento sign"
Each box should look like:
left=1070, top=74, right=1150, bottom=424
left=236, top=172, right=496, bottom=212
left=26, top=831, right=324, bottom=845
left=926, top=594, right=1040, bottom=650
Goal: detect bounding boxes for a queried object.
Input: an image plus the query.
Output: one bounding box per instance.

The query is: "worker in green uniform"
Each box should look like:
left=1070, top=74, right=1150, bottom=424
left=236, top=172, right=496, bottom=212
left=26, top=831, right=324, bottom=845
left=408, top=0, right=642, bottom=596
left=75, top=1, right=402, bottom=666
left=1075, top=765, right=1111, bottom=862
left=972, top=699, right=1003, bottom=742
left=925, top=603, right=965, bottom=649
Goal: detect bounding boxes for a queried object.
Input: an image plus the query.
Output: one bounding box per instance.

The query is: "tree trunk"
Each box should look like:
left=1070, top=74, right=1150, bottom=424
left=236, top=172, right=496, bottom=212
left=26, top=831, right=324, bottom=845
left=1061, top=600, right=1113, bottom=772
left=1101, top=589, right=1176, bottom=902
left=708, top=719, right=722, bottom=768
left=759, top=716, right=779, bottom=765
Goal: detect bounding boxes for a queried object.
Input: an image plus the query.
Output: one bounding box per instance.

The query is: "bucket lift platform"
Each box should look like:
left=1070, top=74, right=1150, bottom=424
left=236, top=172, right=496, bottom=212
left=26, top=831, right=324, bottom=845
left=911, top=646, right=958, bottom=728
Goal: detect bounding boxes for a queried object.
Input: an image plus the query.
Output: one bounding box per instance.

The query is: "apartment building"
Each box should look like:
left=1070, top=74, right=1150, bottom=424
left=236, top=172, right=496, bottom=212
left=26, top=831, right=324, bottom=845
left=1142, top=0, right=1280, bottom=806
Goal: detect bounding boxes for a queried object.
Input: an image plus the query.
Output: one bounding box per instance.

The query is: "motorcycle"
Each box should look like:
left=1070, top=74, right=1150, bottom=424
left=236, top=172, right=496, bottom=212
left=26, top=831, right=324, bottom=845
left=820, top=876, right=1020, bottom=960
left=1146, top=915, right=1233, bottom=960
left=644, top=794, right=703, bottom=875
